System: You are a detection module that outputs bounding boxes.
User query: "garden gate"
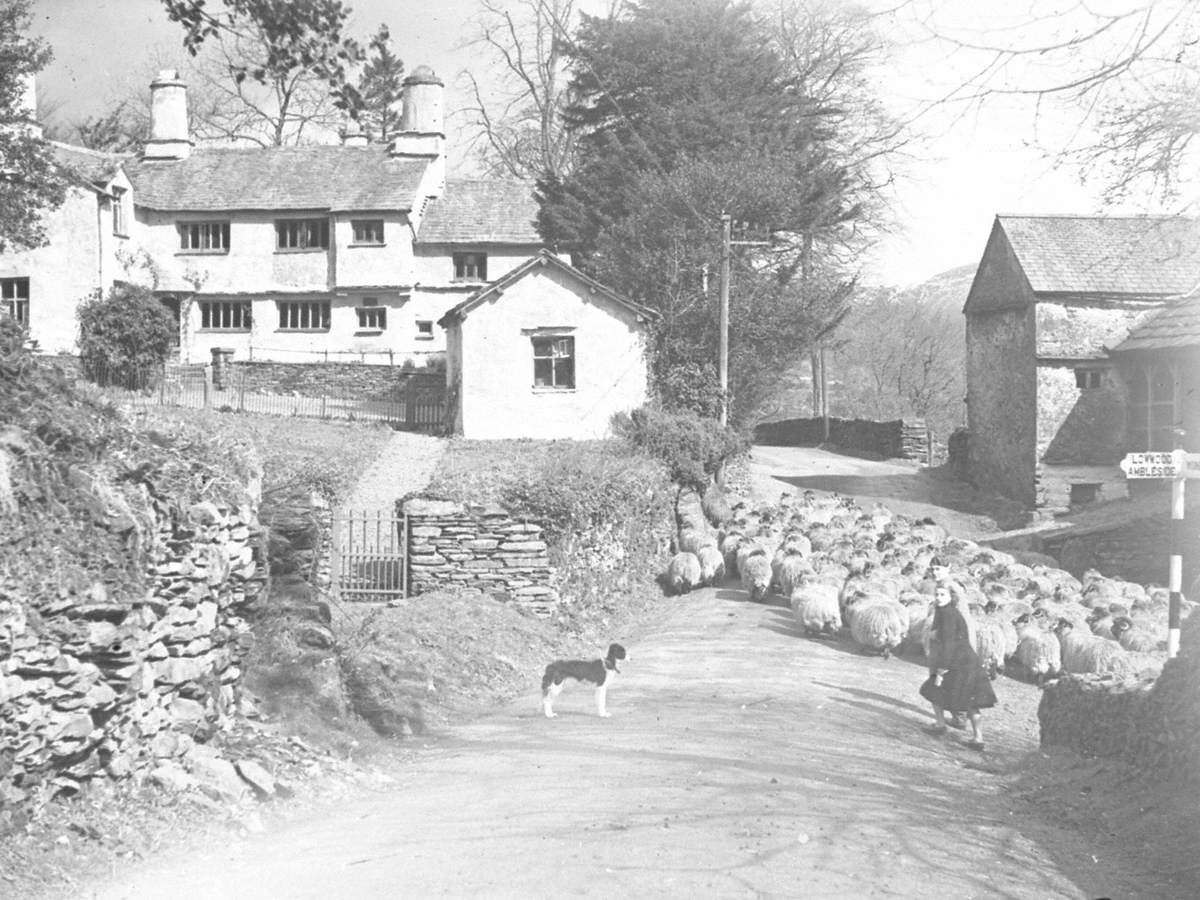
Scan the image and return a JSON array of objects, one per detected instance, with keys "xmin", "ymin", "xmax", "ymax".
[{"xmin": 330, "ymin": 508, "xmax": 407, "ymax": 602}]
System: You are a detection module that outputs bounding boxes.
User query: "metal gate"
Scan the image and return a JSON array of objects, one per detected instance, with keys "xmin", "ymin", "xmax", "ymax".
[{"xmin": 331, "ymin": 509, "xmax": 407, "ymax": 602}]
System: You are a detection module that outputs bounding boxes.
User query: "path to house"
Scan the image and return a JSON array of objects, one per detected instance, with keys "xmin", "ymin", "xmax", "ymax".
[{"xmin": 340, "ymin": 429, "xmax": 446, "ymax": 549}]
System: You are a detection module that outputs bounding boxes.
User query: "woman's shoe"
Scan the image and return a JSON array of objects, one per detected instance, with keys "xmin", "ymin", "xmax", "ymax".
[
  {"xmin": 923, "ymin": 724, "xmax": 947, "ymax": 736},
  {"xmin": 964, "ymin": 739, "xmax": 985, "ymax": 751}
]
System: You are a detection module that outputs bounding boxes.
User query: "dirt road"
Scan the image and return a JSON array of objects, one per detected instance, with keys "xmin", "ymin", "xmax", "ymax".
[{"xmin": 92, "ymin": 588, "xmax": 1168, "ymax": 900}]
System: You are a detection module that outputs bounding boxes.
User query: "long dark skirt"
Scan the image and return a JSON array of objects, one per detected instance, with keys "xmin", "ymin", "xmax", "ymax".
[{"xmin": 939, "ymin": 662, "xmax": 997, "ymax": 713}]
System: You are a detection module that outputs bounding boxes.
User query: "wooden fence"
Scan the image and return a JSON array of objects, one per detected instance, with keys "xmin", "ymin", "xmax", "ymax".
[{"xmin": 330, "ymin": 509, "xmax": 407, "ymax": 603}]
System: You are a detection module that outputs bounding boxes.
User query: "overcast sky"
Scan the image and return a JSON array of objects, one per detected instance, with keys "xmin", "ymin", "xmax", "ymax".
[{"xmin": 26, "ymin": 0, "xmax": 1173, "ymax": 288}]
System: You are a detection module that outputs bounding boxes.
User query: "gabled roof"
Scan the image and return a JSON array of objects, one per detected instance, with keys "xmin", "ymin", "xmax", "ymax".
[
  {"xmin": 438, "ymin": 251, "xmax": 659, "ymax": 327},
  {"xmin": 125, "ymin": 145, "xmax": 427, "ymax": 212},
  {"xmin": 50, "ymin": 142, "xmax": 127, "ymax": 194},
  {"xmin": 418, "ymin": 179, "xmax": 541, "ymax": 244},
  {"xmin": 1114, "ymin": 293, "xmax": 1200, "ymax": 352},
  {"xmin": 998, "ymin": 215, "xmax": 1200, "ymax": 297}
]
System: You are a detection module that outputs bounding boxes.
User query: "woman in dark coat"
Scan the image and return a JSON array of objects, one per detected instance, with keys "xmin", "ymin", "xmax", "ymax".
[{"xmin": 921, "ymin": 585, "xmax": 996, "ymax": 749}]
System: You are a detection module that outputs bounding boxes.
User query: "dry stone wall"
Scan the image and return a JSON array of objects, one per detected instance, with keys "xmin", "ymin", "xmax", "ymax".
[
  {"xmin": 401, "ymin": 498, "xmax": 559, "ymax": 616},
  {"xmin": 0, "ymin": 497, "xmax": 266, "ymax": 808}
]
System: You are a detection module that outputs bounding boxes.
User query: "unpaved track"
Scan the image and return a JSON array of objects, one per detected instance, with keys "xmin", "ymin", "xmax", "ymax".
[{"xmin": 93, "ymin": 591, "xmax": 1149, "ymax": 900}]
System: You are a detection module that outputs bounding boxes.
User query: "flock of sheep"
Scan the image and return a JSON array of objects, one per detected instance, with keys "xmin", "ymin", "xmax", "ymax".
[{"xmin": 664, "ymin": 488, "xmax": 1192, "ymax": 684}]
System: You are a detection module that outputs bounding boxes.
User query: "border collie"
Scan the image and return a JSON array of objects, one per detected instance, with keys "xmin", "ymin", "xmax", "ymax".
[{"xmin": 541, "ymin": 643, "xmax": 627, "ymax": 718}]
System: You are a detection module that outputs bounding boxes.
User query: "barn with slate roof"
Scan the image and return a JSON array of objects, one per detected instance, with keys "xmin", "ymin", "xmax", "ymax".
[{"xmin": 964, "ymin": 214, "xmax": 1200, "ymax": 511}]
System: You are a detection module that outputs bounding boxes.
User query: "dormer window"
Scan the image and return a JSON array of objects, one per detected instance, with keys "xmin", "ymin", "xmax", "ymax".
[
  {"xmin": 111, "ymin": 187, "xmax": 128, "ymax": 236},
  {"xmin": 453, "ymin": 251, "xmax": 487, "ymax": 282}
]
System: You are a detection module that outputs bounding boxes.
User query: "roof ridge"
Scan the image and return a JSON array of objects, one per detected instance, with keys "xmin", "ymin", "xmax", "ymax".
[
  {"xmin": 48, "ymin": 139, "xmax": 129, "ymax": 161},
  {"xmin": 998, "ymin": 212, "xmax": 1199, "ymax": 222}
]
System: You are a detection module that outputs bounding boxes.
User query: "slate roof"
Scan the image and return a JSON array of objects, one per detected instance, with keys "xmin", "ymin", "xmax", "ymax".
[
  {"xmin": 418, "ymin": 179, "xmax": 541, "ymax": 244},
  {"xmin": 50, "ymin": 142, "xmax": 126, "ymax": 192},
  {"xmin": 999, "ymin": 215, "xmax": 1200, "ymax": 297},
  {"xmin": 438, "ymin": 250, "xmax": 658, "ymax": 327},
  {"xmin": 125, "ymin": 145, "xmax": 428, "ymax": 212},
  {"xmin": 1114, "ymin": 293, "xmax": 1200, "ymax": 352}
]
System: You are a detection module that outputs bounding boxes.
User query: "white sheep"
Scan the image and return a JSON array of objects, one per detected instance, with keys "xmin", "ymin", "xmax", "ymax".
[
  {"xmin": 1054, "ymin": 618, "xmax": 1132, "ymax": 677},
  {"xmin": 740, "ymin": 553, "xmax": 773, "ymax": 602},
  {"xmin": 696, "ymin": 545, "xmax": 726, "ymax": 587},
  {"xmin": 677, "ymin": 527, "xmax": 717, "ymax": 555},
  {"xmin": 844, "ymin": 593, "xmax": 907, "ymax": 658},
  {"xmin": 1012, "ymin": 613, "xmax": 1062, "ymax": 685},
  {"xmin": 665, "ymin": 552, "xmax": 702, "ymax": 595},
  {"xmin": 790, "ymin": 581, "xmax": 842, "ymax": 637},
  {"xmin": 1109, "ymin": 616, "xmax": 1163, "ymax": 653},
  {"xmin": 972, "ymin": 618, "xmax": 1009, "ymax": 679}
]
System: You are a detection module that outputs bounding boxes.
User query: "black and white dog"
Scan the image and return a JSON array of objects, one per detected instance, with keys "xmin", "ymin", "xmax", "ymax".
[{"xmin": 541, "ymin": 643, "xmax": 627, "ymax": 718}]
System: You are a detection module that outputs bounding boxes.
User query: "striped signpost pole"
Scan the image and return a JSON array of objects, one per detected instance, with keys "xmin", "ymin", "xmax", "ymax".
[{"xmin": 1120, "ymin": 438, "xmax": 1190, "ymax": 659}]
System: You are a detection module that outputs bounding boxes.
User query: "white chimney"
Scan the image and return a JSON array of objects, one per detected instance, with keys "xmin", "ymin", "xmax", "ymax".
[
  {"xmin": 14, "ymin": 73, "xmax": 42, "ymax": 139},
  {"xmin": 142, "ymin": 70, "xmax": 192, "ymax": 160},
  {"xmin": 340, "ymin": 119, "xmax": 368, "ymax": 147},
  {"xmin": 389, "ymin": 65, "xmax": 445, "ymax": 195}
]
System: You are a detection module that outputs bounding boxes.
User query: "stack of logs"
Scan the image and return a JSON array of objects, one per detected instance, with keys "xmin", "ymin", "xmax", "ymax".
[
  {"xmin": 0, "ymin": 498, "xmax": 266, "ymax": 808},
  {"xmin": 1038, "ymin": 619, "xmax": 1200, "ymax": 780}
]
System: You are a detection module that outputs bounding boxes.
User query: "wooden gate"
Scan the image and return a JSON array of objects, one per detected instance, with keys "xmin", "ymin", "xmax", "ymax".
[{"xmin": 331, "ymin": 509, "xmax": 407, "ymax": 602}]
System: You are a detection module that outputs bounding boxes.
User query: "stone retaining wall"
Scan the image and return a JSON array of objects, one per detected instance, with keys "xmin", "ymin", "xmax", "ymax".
[
  {"xmin": 228, "ymin": 361, "xmax": 443, "ymax": 401},
  {"xmin": 400, "ymin": 498, "xmax": 559, "ymax": 616},
  {"xmin": 754, "ymin": 416, "xmax": 931, "ymax": 461},
  {"xmin": 0, "ymin": 497, "xmax": 266, "ymax": 806}
]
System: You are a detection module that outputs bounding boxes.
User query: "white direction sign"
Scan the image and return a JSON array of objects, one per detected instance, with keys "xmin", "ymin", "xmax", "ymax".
[{"xmin": 1120, "ymin": 450, "xmax": 1185, "ymax": 479}]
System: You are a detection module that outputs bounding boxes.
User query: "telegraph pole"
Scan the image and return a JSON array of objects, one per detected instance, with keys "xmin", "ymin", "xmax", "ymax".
[
  {"xmin": 1168, "ymin": 426, "xmax": 1187, "ymax": 658},
  {"xmin": 719, "ymin": 214, "xmax": 731, "ymax": 427}
]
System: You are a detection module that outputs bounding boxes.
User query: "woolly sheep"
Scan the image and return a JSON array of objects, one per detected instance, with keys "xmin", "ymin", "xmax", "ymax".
[
  {"xmin": 696, "ymin": 545, "xmax": 726, "ymax": 587},
  {"xmin": 740, "ymin": 553, "xmax": 773, "ymax": 602},
  {"xmin": 665, "ymin": 552, "xmax": 702, "ymax": 595},
  {"xmin": 677, "ymin": 527, "xmax": 717, "ymax": 555},
  {"xmin": 773, "ymin": 552, "xmax": 811, "ymax": 597},
  {"xmin": 972, "ymin": 619, "xmax": 1009, "ymax": 679},
  {"xmin": 1110, "ymin": 616, "xmax": 1163, "ymax": 653},
  {"xmin": 1012, "ymin": 615, "xmax": 1062, "ymax": 686},
  {"xmin": 790, "ymin": 581, "xmax": 842, "ymax": 637},
  {"xmin": 844, "ymin": 593, "xmax": 907, "ymax": 658},
  {"xmin": 1054, "ymin": 618, "xmax": 1132, "ymax": 677}
]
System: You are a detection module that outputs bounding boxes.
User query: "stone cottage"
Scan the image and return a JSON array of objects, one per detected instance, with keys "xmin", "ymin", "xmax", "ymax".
[
  {"xmin": 964, "ymin": 214, "xmax": 1200, "ymax": 511},
  {"xmin": 438, "ymin": 251, "xmax": 658, "ymax": 439},
  {"xmin": 1, "ymin": 68, "xmax": 544, "ymax": 366}
]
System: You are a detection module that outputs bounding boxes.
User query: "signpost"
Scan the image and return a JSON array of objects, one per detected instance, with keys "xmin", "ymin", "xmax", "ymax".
[{"xmin": 1119, "ymin": 442, "xmax": 1194, "ymax": 658}]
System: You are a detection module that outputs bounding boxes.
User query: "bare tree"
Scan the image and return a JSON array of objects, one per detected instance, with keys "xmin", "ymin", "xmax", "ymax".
[
  {"xmin": 459, "ymin": 0, "xmax": 584, "ymax": 180},
  {"xmin": 895, "ymin": 0, "xmax": 1200, "ymax": 204}
]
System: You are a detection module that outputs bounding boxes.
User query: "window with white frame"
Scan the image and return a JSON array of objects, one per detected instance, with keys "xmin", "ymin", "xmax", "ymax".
[
  {"xmin": 1, "ymin": 277, "xmax": 29, "ymax": 325},
  {"xmin": 111, "ymin": 186, "xmax": 128, "ymax": 236},
  {"xmin": 277, "ymin": 300, "xmax": 330, "ymax": 331},
  {"xmin": 351, "ymin": 219, "xmax": 384, "ymax": 245},
  {"xmin": 275, "ymin": 218, "xmax": 329, "ymax": 251},
  {"xmin": 355, "ymin": 297, "xmax": 386, "ymax": 331},
  {"xmin": 415, "ymin": 319, "xmax": 434, "ymax": 339},
  {"xmin": 198, "ymin": 300, "xmax": 251, "ymax": 331},
  {"xmin": 1075, "ymin": 367, "xmax": 1104, "ymax": 390},
  {"xmin": 179, "ymin": 221, "xmax": 231, "ymax": 253},
  {"xmin": 1127, "ymin": 362, "xmax": 1179, "ymax": 451},
  {"xmin": 532, "ymin": 335, "xmax": 575, "ymax": 389},
  {"xmin": 453, "ymin": 251, "xmax": 487, "ymax": 281}
]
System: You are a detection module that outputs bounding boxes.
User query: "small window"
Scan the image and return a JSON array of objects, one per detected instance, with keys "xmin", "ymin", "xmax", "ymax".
[
  {"xmin": 275, "ymin": 218, "xmax": 329, "ymax": 251},
  {"xmin": 179, "ymin": 221, "xmax": 230, "ymax": 253},
  {"xmin": 356, "ymin": 297, "xmax": 386, "ymax": 331},
  {"xmin": 111, "ymin": 186, "xmax": 127, "ymax": 236},
  {"xmin": 199, "ymin": 300, "xmax": 251, "ymax": 331},
  {"xmin": 1, "ymin": 277, "xmax": 29, "ymax": 325},
  {"xmin": 532, "ymin": 336, "xmax": 574, "ymax": 389},
  {"xmin": 1069, "ymin": 483, "xmax": 1101, "ymax": 508},
  {"xmin": 277, "ymin": 300, "xmax": 330, "ymax": 331},
  {"xmin": 351, "ymin": 219, "xmax": 384, "ymax": 245},
  {"xmin": 415, "ymin": 319, "xmax": 434, "ymax": 340},
  {"xmin": 453, "ymin": 251, "xmax": 487, "ymax": 282},
  {"xmin": 1075, "ymin": 368, "xmax": 1103, "ymax": 390}
]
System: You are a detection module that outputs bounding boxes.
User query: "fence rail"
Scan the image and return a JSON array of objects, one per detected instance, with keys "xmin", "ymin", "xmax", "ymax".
[
  {"xmin": 331, "ymin": 509, "xmax": 407, "ymax": 603},
  {"xmin": 88, "ymin": 363, "xmax": 445, "ymax": 432}
]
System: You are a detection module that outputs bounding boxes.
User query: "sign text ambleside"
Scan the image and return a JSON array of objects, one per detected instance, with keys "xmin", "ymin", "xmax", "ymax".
[{"xmin": 1120, "ymin": 450, "xmax": 1185, "ymax": 479}]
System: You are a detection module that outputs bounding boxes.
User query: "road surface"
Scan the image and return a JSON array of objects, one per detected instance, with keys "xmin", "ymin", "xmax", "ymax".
[{"xmin": 91, "ymin": 589, "xmax": 1158, "ymax": 900}]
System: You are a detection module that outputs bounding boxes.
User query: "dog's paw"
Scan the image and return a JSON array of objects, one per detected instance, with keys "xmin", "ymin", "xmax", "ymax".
[
  {"xmin": 598, "ymin": 711, "xmax": 612, "ymax": 718},
  {"xmin": 544, "ymin": 711, "xmax": 557, "ymax": 719}
]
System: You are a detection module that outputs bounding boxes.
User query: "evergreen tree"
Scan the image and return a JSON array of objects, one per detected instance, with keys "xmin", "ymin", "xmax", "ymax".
[
  {"xmin": 356, "ymin": 25, "xmax": 405, "ymax": 141},
  {"xmin": 0, "ymin": 0, "xmax": 67, "ymax": 253}
]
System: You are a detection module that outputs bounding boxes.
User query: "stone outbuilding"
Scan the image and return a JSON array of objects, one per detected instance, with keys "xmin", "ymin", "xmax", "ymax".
[
  {"xmin": 437, "ymin": 251, "xmax": 658, "ymax": 439},
  {"xmin": 964, "ymin": 214, "xmax": 1200, "ymax": 511}
]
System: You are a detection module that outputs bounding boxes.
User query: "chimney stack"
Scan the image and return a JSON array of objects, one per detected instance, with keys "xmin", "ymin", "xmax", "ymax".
[
  {"xmin": 389, "ymin": 65, "xmax": 445, "ymax": 195},
  {"xmin": 14, "ymin": 73, "xmax": 42, "ymax": 139},
  {"xmin": 143, "ymin": 70, "xmax": 192, "ymax": 160},
  {"xmin": 340, "ymin": 119, "xmax": 368, "ymax": 147}
]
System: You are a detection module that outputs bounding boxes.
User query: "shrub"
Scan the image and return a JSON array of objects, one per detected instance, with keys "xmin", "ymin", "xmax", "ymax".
[
  {"xmin": 78, "ymin": 284, "xmax": 176, "ymax": 389},
  {"xmin": 657, "ymin": 360, "xmax": 724, "ymax": 419},
  {"xmin": 614, "ymin": 405, "xmax": 747, "ymax": 495}
]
